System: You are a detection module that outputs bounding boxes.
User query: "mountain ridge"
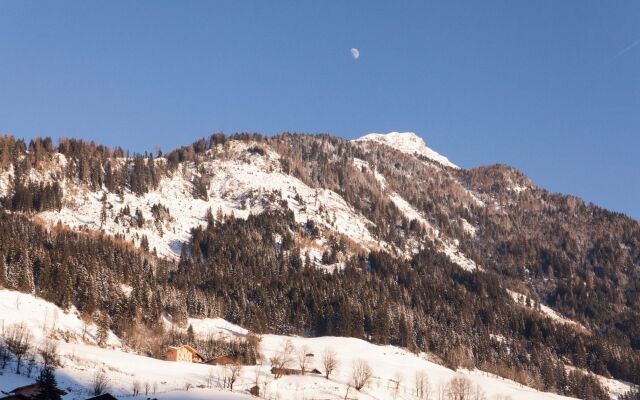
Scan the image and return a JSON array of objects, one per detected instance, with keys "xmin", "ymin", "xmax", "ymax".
[
  {"xmin": 354, "ymin": 131, "xmax": 460, "ymax": 169},
  {"xmin": 0, "ymin": 132, "xmax": 638, "ymax": 399}
]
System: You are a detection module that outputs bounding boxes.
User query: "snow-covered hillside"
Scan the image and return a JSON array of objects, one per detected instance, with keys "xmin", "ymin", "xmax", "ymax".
[
  {"xmin": 0, "ymin": 288, "xmax": 603, "ymax": 400},
  {"xmin": 352, "ymin": 156, "xmax": 480, "ymax": 271},
  {"xmin": 354, "ymin": 132, "xmax": 459, "ymax": 169},
  {"xmin": 508, "ymin": 290, "xmax": 588, "ymax": 331},
  {"xmin": 22, "ymin": 138, "xmax": 483, "ymax": 273},
  {"xmin": 32, "ymin": 141, "xmax": 382, "ymax": 260}
]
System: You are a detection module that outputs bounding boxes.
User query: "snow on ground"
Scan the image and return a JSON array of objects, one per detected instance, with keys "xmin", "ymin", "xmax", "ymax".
[
  {"xmin": 508, "ymin": 290, "xmax": 587, "ymax": 330},
  {"xmin": 166, "ymin": 316, "xmax": 249, "ymax": 339},
  {"xmin": 37, "ymin": 141, "xmax": 381, "ymax": 259},
  {"xmin": 442, "ymin": 240, "xmax": 481, "ymax": 272},
  {"xmin": 0, "ymin": 164, "xmax": 14, "ymax": 198},
  {"xmin": 256, "ymin": 334, "xmax": 576, "ymax": 400},
  {"xmin": 0, "ymin": 289, "xmax": 120, "ymax": 347},
  {"xmin": 595, "ymin": 374, "xmax": 634, "ymax": 400},
  {"xmin": 0, "ymin": 288, "xmax": 589, "ymax": 400},
  {"xmin": 565, "ymin": 366, "xmax": 633, "ymax": 400},
  {"xmin": 460, "ymin": 218, "xmax": 477, "ymax": 236},
  {"xmin": 354, "ymin": 132, "xmax": 459, "ymax": 169}
]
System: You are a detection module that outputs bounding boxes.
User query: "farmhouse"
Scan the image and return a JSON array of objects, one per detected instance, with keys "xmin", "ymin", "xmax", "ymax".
[{"xmin": 165, "ymin": 344, "xmax": 205, "ymax": 363}]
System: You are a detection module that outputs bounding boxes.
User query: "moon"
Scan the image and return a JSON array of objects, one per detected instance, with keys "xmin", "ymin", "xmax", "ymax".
[{"xmin": 350, "ymin": 48, "xmax": 360, "ymax": 60}]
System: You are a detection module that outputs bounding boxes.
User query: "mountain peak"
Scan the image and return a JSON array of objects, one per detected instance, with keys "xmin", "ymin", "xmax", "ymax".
[{"xmin": 354, "ymin": 131, "xmax": 459, "ymax": 169}]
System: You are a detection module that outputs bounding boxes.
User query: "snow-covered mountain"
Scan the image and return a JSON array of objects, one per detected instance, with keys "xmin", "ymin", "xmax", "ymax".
[
  {"xmin": 6, "ymin": 135, "xmax": 475, "ymax": 270},
  {"xmin": 0, "ymin": 132, "xmax": 638, "ymax": 400}
]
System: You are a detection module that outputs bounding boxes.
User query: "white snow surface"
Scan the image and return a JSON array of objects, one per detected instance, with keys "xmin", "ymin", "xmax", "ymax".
[
  {"xmin": 36, "ymin": 141, "xmax": 381, "ymax": 259},
  {"xmin": 508, "ymin": 290, "xmax": 587, "ymax": 330},
  {"xmin": 0, "ymin": 288, "xmax": 594, "ymax": 400},
  {"xmin": 0, "ymin": 289, "xmax": 120, "ymax": 347},
  {"xmin": 354, "ymin": 132, "xmax": 459, "ymax": 169}
]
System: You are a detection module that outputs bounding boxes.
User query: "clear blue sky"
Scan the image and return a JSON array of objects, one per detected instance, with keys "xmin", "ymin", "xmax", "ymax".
[{"xmin": 1, "ymin": 1, "xmax": 639, "ymax": 219}]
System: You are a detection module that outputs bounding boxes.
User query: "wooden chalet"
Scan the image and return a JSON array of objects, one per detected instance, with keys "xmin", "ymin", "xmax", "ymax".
[{"xmin": 166, "ymin": 344, "xmax": 205, "ymax": 363}]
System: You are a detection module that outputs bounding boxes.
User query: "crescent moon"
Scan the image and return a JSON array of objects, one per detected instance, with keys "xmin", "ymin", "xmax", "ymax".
[{"xmin": 350, "ymin": 48, "xmax": 360, "ymax": 60}]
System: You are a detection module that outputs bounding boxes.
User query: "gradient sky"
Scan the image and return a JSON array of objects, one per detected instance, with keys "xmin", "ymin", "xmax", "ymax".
[{"xmin": 1, "ymin": 1, "xmax": 639, "ymax": 219}]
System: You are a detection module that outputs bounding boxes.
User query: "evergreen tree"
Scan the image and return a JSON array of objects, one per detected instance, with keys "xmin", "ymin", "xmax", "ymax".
[
  {"xmin": 96, "ymin": 313, "xmax": 110, "ymax": 347},
  {"xmin": 34, "ymin": 366, "xmax": 61, "ymax": 400},
  {"xmin": 0, "ymin": 255, "xmax": 6, "ymax": 288}
]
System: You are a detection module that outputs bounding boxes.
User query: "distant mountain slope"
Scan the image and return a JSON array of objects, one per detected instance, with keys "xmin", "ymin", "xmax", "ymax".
[{"xmin": 0, "ymin": 132, "xmax": 638, "ymax": 399}]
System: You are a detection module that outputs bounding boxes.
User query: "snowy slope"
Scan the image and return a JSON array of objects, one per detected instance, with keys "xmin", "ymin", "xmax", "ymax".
[
  {"xmin": 0, "ymin": 288, "xmax": 598, "ymax": 400},
  {"xmin": 353, "ymin": 157, "xmax": 481, "ymax": 271},
  {"xmin": 0, "ymin": 290, "xmax": 120, "ymax": 347},
  {"xmin": 508, "ymin": 290, "xmax": 588, "ymax": 331},
  {"xmin": 354, "ymin": 132, "xmax": 459, "ymax": 169},
  {"xmin": 15, "ymin": 137, "xmax": 458, "ymax": 264},
  {"xmin": 36, "ymin": 141, "xmax": 382, "ymax": 259}
]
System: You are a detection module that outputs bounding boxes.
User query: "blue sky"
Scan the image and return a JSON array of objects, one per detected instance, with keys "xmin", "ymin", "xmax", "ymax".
[{"xmin": 1, "ymin": 1, "xmax": 639, "ymax": 219}]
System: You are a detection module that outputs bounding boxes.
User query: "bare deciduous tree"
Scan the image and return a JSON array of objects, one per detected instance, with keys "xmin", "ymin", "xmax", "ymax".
[
  {"xmin": 269, "ymin": 340, "xmax": 295, "ymax": 379},
  {"xmin": 471, "ymin": 384, "xmax": 486, "ymax": 400},
  {"xmin": 447, "ymin": 375, "xmax": 473, "ymax": 400},
  {"xmin": 246, "ymin": 332, "xmax": 263, "ymax": 363},
  {"xmin": 392, "ymin": 370, "xmax": 403, "ymax": 399},
  {"xmin": 297, "ymin": 344, "xmax": 312, "ymax": 374},
  {"xmin": 343, "ymin": 383, "xmax": 351, "ymax": 400},
  {"xmin": 322, "ymin": 347, "xmax": 338, "ymax": 380},
  {"xmin": 415, "ymin": 370, "xmax": 431, "ymax": 399},
  {"xmin": 5, "ymin": 323, "xmax": 32, "ymax": 374},
  {"xmin": 351, "ymin": 359, "xmax": 373, "ymax": 391},
  {"xmin": 0, "ymin": 343, "xmax": 10, "ymax": 370},
  {"xmin": 207, "ymin": 367, "xmax": 216, "ymax": 388},
  {"xmin": 25, "ymin": 354, "xmax": 36, "ymax": 378},
  {"xmin": 437, "ymin": 381, "xmax": 448, "ymax": 400},
  {"xmin": 252, "ymin": 365, "xmax": 261, "ymax": 389},
  {"xmin": 92, "ymin": 370, "xmax": 109, "ymax": 396},
  {"xmin": 226, "ymin": 363, "xmax": 242, "ymax": 391},
  {"xmin": 132, "ymin": 380, "xmax": 141, "ymax": 396},
  {"xmin": 39, "ymin": 339, "xmax": 60, "ymax": 368}
]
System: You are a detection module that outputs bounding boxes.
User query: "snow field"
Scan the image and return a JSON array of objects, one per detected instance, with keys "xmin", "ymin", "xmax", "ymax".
[{"xmin": 0, "ymin": 288, "xmax": 586, "ymax": 400}]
